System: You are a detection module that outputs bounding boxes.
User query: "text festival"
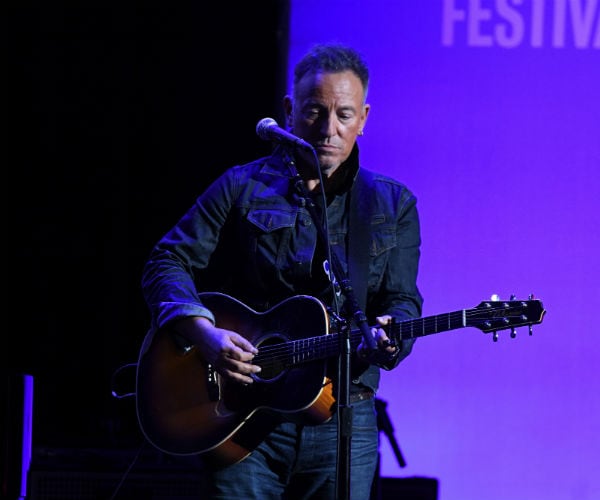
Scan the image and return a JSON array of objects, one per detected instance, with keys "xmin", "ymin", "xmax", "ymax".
[{"xmin": 442, "ymin": 0, "xmax": 600, "ymax": 48}]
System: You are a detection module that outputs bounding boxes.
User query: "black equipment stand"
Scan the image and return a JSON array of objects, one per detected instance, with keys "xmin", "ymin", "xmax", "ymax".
[{"xmin": 375, "ymin": 397, "xmax": 407, "ymax": 468}]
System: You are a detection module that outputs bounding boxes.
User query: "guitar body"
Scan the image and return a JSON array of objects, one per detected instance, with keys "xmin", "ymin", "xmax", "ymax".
[{"xmin": 136, "ymin": 292, "xmax": 335, "ymax": 463}]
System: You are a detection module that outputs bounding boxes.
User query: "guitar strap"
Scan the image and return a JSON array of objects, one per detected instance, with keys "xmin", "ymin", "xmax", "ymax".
[
  {"xmin": 319, "ymin": 168, "xmax": 373, "ymax": 314},
  {"xmin": 346, "ymin": 168, "xmax": 374, "ymax": 313}
]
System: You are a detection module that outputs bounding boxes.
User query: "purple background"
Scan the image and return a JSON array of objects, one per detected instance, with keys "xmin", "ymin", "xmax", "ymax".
[
  {"xmin": 7, "ymin": 3, "xmax": 597, "ymax": 497},
  {"xmin": 289, "ymin": 2, "xmax": 599, "ymax": 499}
]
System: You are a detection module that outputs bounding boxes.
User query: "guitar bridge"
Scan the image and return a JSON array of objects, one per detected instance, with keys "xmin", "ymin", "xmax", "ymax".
[{"xmin": 207, "ymin": 363, "xmax": 220, "ymax": 401}]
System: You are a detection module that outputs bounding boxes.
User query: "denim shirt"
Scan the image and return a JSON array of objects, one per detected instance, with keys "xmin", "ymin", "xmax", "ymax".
[{"xmin": 141, "ymin": 145, "xmax": 423, "ymax": 393}]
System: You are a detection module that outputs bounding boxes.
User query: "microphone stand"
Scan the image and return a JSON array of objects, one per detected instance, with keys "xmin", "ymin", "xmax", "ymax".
[{"xmin": 288, "ymin": 150, "xmax": 377, "ymax": 500}]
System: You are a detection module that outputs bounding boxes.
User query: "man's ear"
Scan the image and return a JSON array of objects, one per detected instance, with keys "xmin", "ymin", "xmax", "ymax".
[{"xmin": 361, "ymin": 103, "xmax": 371, "ymax": 130}]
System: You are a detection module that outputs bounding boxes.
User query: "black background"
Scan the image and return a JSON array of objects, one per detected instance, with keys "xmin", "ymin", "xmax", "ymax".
[{"xmin": 7, "ymin": 1, "xmax": 290, "ymax": 451}]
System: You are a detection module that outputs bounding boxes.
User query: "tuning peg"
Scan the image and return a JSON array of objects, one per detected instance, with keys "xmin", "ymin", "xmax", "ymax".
[
  {"xmin": 511, "ymin": 327, "xmax": 517, "ymax": 338},
  {"xmin": 528, "ymin": 293, "xmax": 535, "ymax": 335},
  {"xmin": 489, "ymin": 296, "xmax": 500, "ymax": 341}
]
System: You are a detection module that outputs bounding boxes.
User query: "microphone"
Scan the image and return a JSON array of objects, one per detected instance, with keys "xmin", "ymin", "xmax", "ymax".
[{"xmin": 256, "ymin": 117, "xmax": 313, "ymax": 150}]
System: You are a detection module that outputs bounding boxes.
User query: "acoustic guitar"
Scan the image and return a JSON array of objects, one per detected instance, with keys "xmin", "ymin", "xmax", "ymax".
[{"xmin": 135, "ymin": 292, "xmax": 545, "ymax": 466}]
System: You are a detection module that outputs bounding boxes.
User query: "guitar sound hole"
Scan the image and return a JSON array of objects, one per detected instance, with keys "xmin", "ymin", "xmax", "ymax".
[{"xmin": 253, "ymin": 334, "xmax": 287, "ymax": 383}]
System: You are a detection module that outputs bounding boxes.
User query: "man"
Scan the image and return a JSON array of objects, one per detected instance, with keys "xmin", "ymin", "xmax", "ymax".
[{"xmin": 139, "ymin": 42, "xmax": 423, "ymax": 499}]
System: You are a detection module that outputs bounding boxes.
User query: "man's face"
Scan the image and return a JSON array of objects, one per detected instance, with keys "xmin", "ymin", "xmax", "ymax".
[{"xmin": 288, "ymin": 70, "xmax": 370, "ymax": 177}]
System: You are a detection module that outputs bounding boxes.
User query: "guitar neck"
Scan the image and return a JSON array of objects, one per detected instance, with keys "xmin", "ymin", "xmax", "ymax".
[
  {"xmin": 346, "ymin": 310, "xmax": 466, "ymax": 349},
  {"xmin": 253, "ymin": 298, "xmax": 544, "ymax": 367},
  {"xmin": 387, "ymin": 309, "xmax": 467, "ymax": 341},
  {"xmin": 282, "ymin": 310, "xmax": 465, "ymax": 365}
]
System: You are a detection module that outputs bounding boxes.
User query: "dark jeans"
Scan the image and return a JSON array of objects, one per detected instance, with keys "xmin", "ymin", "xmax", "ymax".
[{"xmin": 207, "ymin": 399, "xmax": 379, "ymax": 499}]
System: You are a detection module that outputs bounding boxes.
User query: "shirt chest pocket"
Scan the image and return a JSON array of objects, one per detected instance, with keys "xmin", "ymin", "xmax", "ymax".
[
  {"xmin": 246, "ymin": 209, "xmax": 296, "ymax": 233},
  {"xmin": 244, "ymin": 208, "xmax": 299, "ymax": 272}
]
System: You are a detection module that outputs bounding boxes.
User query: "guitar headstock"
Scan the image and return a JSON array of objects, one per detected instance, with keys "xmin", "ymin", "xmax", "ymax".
[{"xmin": 468, "ymin": 294, "xmax": 546, "ymax": 341}]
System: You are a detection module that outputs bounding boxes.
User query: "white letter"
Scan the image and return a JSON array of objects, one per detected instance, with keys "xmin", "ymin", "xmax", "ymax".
[
  {"xmin": 496, "ymin": 0, "xmax": 525, "ymax": 48},
  {"xmin": 553, "ymin": 0, "xmax": 567, "ymax": 47},
  {"xmin": 469, "ymin": 0, "xmax": 494, "ymax": 47},
  {"xmin": 531, "ymin": 0, "xmax": 546, "ymax": 47},
  {"xmin": 442, "ymin": 0, "xmax": 467, "ymax": 46},
  {"xmin": 568, "ymin": 0, "xmax": 598, "ymax": 48}
]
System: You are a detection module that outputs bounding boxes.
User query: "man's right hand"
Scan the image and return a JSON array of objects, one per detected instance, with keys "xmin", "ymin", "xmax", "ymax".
[{"xmin": 174, "ymin": 316, "xmax": 261, "ymax": 384}]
